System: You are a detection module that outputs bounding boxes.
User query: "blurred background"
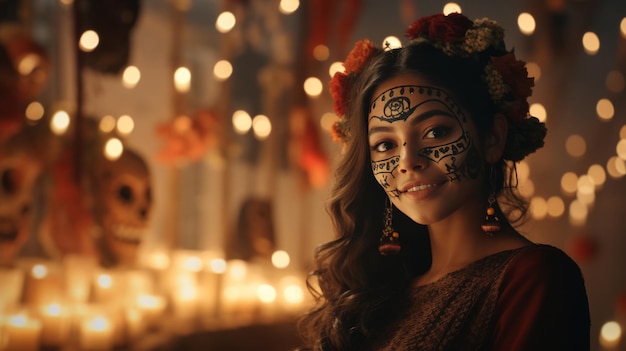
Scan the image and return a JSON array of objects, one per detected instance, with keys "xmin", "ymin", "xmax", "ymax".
[{"xmin": 0, "ymin": 0, "xmax": 625, "ymax": 350}]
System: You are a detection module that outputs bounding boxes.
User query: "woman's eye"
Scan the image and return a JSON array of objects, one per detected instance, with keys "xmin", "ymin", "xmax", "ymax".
[
  {"xmin": 372, "ymin": 141, "xmax": 394, "ymax": 152},
  {"xmin": 425, "ymin": 126, "xmax": 450, "ymax": 139}
]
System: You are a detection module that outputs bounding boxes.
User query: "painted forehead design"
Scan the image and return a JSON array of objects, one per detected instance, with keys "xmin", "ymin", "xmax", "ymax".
[{"xmin": 368, "ymin": 85, "xmax": 467, "ymax": 124}]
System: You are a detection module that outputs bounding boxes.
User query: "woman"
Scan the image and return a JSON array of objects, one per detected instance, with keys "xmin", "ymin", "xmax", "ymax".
[{"xmin": 298, "ymin": 13, "xmax": 590, "ymax": 350}]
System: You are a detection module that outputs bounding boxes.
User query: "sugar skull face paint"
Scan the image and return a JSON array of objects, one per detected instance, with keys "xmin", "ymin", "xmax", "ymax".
[{"xmin": 368, "ymin": 83, "xmax": 482, "ymax": 200}]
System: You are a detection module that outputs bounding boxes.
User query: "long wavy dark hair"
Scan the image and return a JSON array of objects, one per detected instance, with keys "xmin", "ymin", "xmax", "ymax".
[{"xmin": 297, "ymin": 41, "xmax": 546, "ymax": 350}]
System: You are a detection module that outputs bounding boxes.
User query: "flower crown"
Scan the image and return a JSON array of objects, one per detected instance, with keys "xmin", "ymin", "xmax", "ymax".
[{"xmin": 330, "ymin": 13, "xmax": 535, "ymax": 146}]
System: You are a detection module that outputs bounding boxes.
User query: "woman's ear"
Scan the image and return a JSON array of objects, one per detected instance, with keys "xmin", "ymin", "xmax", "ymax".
[{"xmin": 485, "ymin": 113, "xmax": 508, "ymax": 163}]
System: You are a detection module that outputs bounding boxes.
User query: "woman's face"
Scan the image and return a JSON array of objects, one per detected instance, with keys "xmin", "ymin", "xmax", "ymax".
[{"xmin": 367, "ymin": 74, "xmax": 485, "ymax": 225}]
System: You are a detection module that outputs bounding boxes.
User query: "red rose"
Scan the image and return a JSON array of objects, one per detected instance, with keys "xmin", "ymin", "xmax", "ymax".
[
  {"xmin": 406, "ymin": 13, "xmax": 473, "ymax": 42},
  {"xmin": 491, "ymin": 53, "xmax": 534, "ymax": 99},
  {"xmin": 506, "ymin": 100, "xmax": 529, "ymax": 124}
]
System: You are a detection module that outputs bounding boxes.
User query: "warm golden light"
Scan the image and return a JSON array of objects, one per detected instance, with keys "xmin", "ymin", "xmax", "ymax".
[
  {"xmin": 546, "ymin": 196, "xmax": 565, "ymax": 218},
  {"xmin": 304, "ymin": 77, "xmax": 323, "ymax": 97},
  {"xmin": 104, "ymin": 138, "xmax": 123, "ymax": 161},
  {"xmin": 232, "ymin": 110, "xmax": 252, "ymax": 134},
  {"xmin": 50, "ymin": 110, "xmax": 70, "ymax": 135},
  {"xmin": 600, "ymin": 321, "xmax": 622, "ymax": 348},
  {"xmin": 122, "ymin": 65, "xmax": 141, "ymax": 88},
  {"xmin": 516, "ymin": 160, "xmax": 530, "ymax": 182},
  {"xmin": 17, "ymin": 54, "xmax": 41, "ymax": 76},
  {"xmin": 329, "ymin": 61, "xmax": 344, "ymax": 77},
  {"xmin": 582, "ymin": 31, "xmax": 600, "ymax": 55},
  {"xmin": 616, "ymin": 139, "xmax": 626, "ymax": 160},
  {"xmin": 569, "ymin": 200, "xmax": 588, "ymax": 226},
  {"xmin": 518, "ymin": 178, "xmax": 534, "ymax": 198},
  {"xmin": 99, "ymin": 115, "xmax": 116, "ymax": 133},
  {"xmin": 596, "ymin": 98, "xmax": 614, "ymax": 121},
  {"xmin": 320, "ymin": 112, "xmax": 338, "ymax": 131},
  {"xmin": 279, "ymin": 0, "xmax": 300, "ymax": 14},
  {"xmin": 283, "ymin": 284, "xmax": 304, "ymax": 304},
  {"xmin": 43, "ymin": 303, "xmax": 62, "ymax": 316},
  {"xmin": 216, "ymin": 11, "xmax": 236, "ymax": 33},
  {"xmin": 271, "ymin": 250, "xmax": 290, "ymax": 269},
  {"xmin": 530, "ymin": 196, "xmax": 548, "ymax": 220},
  {"xmin": 257, "ymin": 284, "xmax": 277, "ymax": 303},
  {"xmin": 587, "ymin": 164, "xmax": 606, "ymax": 187},
  {"xmin": 561, "ymin": 172, "xmax": 578, "ymax": 195},
  {"xmin": 517, "ymin": 12, "xmax": 536, "ymax": 35},
  {"xmin": 313, "ymin": 45, "xmax": 329, "ymax": 61},
  {"xmin": 79, "ymin": 30, "xmax": 99, "ymax": 52},
  {"xmin": 116, "ymin": 115, "xmax": 134, "ymax": 135},
  {"xmin": 382, "ymin": 36, "xmax": 402, "ymax": 51},
  {"xmin": 577, "ymin": 174, "xmax": 595, "ymax": 196},
  {"xmin": 621, "ymin": 17, "xmax": 626, "ymax": 39},
  {"xmin": 213, "ymin": 60, "xmax": 233, "ymax": 81},
  {"xmin": 442, "ymin": 2, "xmax": 462, "ymax": 15},
  {"xmin": 209, "ymin": 258, "xmax": 227, "ymax": 274},
  {"xmin": 32, "ymin": 264, "xmax": 48, "ymax": 279},
  {"xmin": 565, "ymin": 134, "xmax": 586, "ymax": 157},
  {"xmin": 188, "ymin": 259, "xmax": 205, "ymax": 273},
  {"xmin": 252, "ymin": 114, "xmax": 272, "ymax": 139},
  {"xmin": 174, "ymin": 66, "xmax": 191, "ymax": 93},
  {"xmin": 607, "ymin": 156, "xmax": 626, "ymax": 179},
  {"xmin": 25, "ymin": 101, "xmax": 44, "ymax": 121},
  {"xmin": 529, "ymin": 103, "xmax": 546, "ymax": 122},
  {"xmin": 97, "ymin": 273, "xmax": 112, "ymax": 289},
  {"xmin": 525, "ymin": 62, "xmax": 541, "ymax": 82}
]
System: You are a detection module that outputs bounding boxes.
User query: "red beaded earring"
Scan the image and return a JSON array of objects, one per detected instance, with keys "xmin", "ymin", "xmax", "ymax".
[{"xmin": 379, "ymin": 198, "xmax": 401, "ymax": 255}]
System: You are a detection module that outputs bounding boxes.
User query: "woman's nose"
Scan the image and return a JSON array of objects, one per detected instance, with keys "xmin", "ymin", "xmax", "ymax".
[{"xmin": 398, "ymin": 142, "xmax": 428, "ymax": 173}]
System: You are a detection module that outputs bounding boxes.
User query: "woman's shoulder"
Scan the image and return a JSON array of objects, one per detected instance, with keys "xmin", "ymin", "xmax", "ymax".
[{"xmin": 501, "ymin": 243, "xmax": 585, "ymax": 287}]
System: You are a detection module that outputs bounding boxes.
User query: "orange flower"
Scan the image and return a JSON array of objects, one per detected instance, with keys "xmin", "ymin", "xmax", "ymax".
[
  {"xmin": 330, "ymin": 72, "xmax": 349, "ymax": 116},
  {"xmin": 343, "ymin": 39, "xmax": 377, "ymax": 74}
]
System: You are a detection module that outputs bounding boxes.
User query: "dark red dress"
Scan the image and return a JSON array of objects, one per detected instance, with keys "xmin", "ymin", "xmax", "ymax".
[{"xmin": 373, "ymin": 244, "xmax": 591, "ymax": 350}]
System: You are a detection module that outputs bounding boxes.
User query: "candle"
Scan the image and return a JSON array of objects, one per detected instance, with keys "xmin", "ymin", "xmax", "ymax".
[
  {"xmin": 92, "ymin": 269, "xmax": 124, "ymax": 304},
  {"xmin": 278, "ymin": 275, "xmax": 307, "ymax": 315},
  {"xmin": 124, "ymin": 306, "xmax": 145, "ymax": 342},
  {"xmin": 198, "ymin": 257, "xmax": 226, "ymax": 326},
  {"xmin": 170, "ymin": 271, "xmax": 199, "ymax": 321},
  {"xmin": 62, "ymin": 254, "xmax": 97, "ymax": 303},
  {"xmin": 135, "ymin": 294, "xmax": 166, "ymax": 329},
  {"xmin": 0, "ymin": 267, "xmax": 24, "ymax": 310},
  {"xmin": 79, "ymin": 310, "xmax": 114, "ymax": 351},
  {"xmin": 19, "ymin": 259, "xmax": 63, "ymax": 306},
  {"xmin": 39, "ymin": 302, "xmax": 71, "ymax": 346},
  {"xmin": 220, "ymin": 260, "xmax": 261, "ymax": 325},
  {"xmin": 3, "ymin": 312, "xmax": 42, "ymax": 351}
]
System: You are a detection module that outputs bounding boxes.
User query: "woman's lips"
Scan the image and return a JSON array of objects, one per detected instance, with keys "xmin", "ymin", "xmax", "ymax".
[{"xmin": 399, "ymin": 180, "xmax": 447, "ymax": 200}]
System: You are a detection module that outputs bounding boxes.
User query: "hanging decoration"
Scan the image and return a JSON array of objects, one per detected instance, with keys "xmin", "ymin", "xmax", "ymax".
[
  {"xmin": 155, "ymin": 109, "xmax": 223, "ymax": 165},
  {"xmin": 75, "ymin": 0, "xmax": 141, "ymax": 74}
]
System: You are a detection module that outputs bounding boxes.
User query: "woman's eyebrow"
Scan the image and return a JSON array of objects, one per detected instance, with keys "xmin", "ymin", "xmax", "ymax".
[{"xmin": 368, "ymin": 109, "xmax": 455, "ymax": 135}]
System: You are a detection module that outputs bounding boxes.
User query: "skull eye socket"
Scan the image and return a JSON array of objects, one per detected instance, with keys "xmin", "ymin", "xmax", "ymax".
[
  {"xmin": 118, "ymin": 184, "xmax": 133, "ymax": 203},
  {"xmin": 1, "ymin": 169, "xmax": 17, "ymax": 195}
]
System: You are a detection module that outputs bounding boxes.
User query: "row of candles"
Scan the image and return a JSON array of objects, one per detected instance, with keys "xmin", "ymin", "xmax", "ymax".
[{"xmin": 0, "ymin": 249, "xmax": 312, "ymax": 350}]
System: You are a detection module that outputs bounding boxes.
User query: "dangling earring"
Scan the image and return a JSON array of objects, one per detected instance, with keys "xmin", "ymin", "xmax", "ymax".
[
  {"xmin": 379, "ymin": 198, "xmax": 401, "ymax": 255},
  {"xmin": 481, "ymin": 166, "xmax": 501, "ymax": 236}
]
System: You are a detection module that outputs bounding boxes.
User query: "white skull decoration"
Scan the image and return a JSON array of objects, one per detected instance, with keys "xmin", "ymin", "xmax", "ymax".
[
  {"xmin": 93, "ymin": 148, "xmax": 151, "ymax": 267},
  {"xmin": 0, "ymin": 134, "xmax": 42, "ymax": 266}
]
